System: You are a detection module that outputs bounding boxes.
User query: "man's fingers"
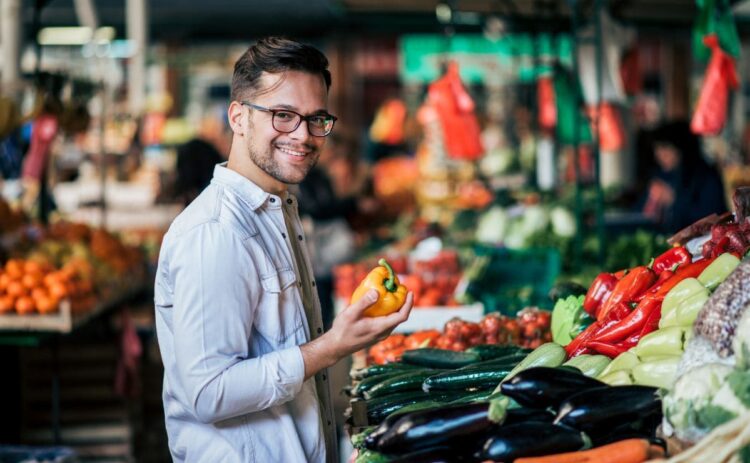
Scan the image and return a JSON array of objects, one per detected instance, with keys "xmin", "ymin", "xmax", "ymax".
[
  {"xmin": 347, "ymin": 289, "xmax": 379, "ymax": 317},
  {"xmin": 379, "ymin": 292, "xmax": 414, "ymax": 327}
]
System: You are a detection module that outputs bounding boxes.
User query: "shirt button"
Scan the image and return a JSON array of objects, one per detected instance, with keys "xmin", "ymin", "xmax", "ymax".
[
  {"xmin": 312, "ymin": 281, "xmax": 316, "ymax": 287},
  {"xmin": 298, "ymin": 281, "xmax": 302, "ymax": 287},
  {"xmin": 298, "ymin": 235, "xmax": 303, "ymax": 241},
  {"xmin": 269, "ymin": 197, "xmax": 275, "ymax": 203},
  {"xmin": 317, "ymin": 327, "xmax": 322, "ymax": 334},
  {"xmin": 281, "ymin": 233, "xmax": 286, "ymax": 239},
  {"xmin": 327, "ymin": 420, "xmax": 332, "ymax": 426},
  {"xmin": 286, "ymin": 198, "xmax": 293, "ymax": 204}
]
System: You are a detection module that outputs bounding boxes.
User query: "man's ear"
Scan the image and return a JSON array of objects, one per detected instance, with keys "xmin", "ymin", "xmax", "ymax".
[{"xmin": 228, "ymin": 101, "xmax": 246, "ymax": 136}]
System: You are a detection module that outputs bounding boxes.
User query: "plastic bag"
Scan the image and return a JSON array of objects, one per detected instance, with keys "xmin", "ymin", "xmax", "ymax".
[
  {"xmin": 553, "ymin": 66, "xmax": 592, "ymax": 145},
  {"xmin": 693, "ymin": 0, "xmax": 740, "ymax": 60},
  {"xmin": 586, "ymin": 103, "xmax": 625, "ymax": 151},
  {"xmin": 691, "ymin": 34, "xmax": 739, "ymax": 136},
  {"xmin": 427, "ymin": 62, "xmax": 484, "ymax": 160},
  {"xmin": 537, "ymin": 76, "xmax": 556, "ymax": 131}
]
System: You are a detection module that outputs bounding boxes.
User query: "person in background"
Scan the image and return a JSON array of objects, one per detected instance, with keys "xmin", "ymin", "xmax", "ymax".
[
  {"xmin": 173, "ymin": 115, "xmax": 231, "ymax": 205},
  {"xmin": 641, "ymin": 120, "xmax": 727, "ymax": 233},
  {"xmin": 153, "ymin": 37, "xmax": 413, "ymax": 463}
]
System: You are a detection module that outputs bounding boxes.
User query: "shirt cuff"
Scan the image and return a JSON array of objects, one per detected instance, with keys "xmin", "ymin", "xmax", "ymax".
[{"xmin": 277, "ymin": 345, "xmax": 305, "ymax": 393}]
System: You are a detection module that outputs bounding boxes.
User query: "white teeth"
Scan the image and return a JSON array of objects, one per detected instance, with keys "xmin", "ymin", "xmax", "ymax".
[{"xmin": 278, "ymin": 146, "xmax": 307, "ymax": 157}]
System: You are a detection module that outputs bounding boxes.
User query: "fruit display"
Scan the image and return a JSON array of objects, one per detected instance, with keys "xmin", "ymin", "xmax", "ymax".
[{"xmin": 366, "ymin": 309, "xmax": 551, "ymax": 365}]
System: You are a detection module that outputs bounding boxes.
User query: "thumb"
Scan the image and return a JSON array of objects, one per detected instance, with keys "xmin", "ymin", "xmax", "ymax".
[{"xmin": 348, "ymin": 289, "xmax": 379, "ymax": 316}]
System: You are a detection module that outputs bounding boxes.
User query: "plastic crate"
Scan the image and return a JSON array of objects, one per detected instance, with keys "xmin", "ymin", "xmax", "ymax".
[{"xmin": 463, "ymin": 246, "xmax": 561, "ymax": 315}]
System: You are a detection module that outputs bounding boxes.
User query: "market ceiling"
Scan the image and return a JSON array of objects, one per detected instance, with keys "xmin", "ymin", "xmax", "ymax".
[{"xmin": 24, "ymin": 0, "xmax": 748, "ymax": 42}]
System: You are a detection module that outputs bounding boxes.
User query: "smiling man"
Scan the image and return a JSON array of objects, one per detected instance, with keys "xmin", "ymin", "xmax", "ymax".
[{"xmin": 153, "ymin": 37, "xmax": 413, "ymax": 463}]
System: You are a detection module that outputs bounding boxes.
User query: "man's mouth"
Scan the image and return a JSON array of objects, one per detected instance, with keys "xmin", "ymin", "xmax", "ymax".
[{"xmin": 276, "ymin": 145, "xmax": 311, "ymax": 157}]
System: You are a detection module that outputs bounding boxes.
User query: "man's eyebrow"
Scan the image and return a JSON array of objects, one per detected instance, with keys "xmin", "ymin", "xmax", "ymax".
[{"xmin": 272, "ymin": 103, "xmax": 329, "ymax": 114}]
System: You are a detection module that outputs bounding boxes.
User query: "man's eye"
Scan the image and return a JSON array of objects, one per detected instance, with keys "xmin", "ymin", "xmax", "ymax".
[
  {"xmin": 275, "ymin": 111, "xmax": 295, "ymax": 121},
  {"xmin": 310, "ymin": 116, "xmax": 328, "ymax": 126}
]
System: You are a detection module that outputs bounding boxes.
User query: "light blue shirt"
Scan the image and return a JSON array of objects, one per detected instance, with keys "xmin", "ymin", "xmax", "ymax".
[{"xmin": 154, "ymin": 164, "xmax": 337, "ymax": 462}]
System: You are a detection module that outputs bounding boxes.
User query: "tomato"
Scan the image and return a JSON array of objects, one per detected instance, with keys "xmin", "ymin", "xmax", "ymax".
[
  {"xmin": 0, "ymin": 296, "xmax": 14, "ymax": 313},
  {"xmin": 450, "ymin": 341, "xmax": 467, "ymax": 351},
  {"xmin": 435, "ymin": 335, "xmax": 453, "ymax": 350},
  {"xmin": 383, "ymin": 347, "xmax": 406, "ymax": 363},
  {"xmin": 480, "ymin": 314, "xmax": 502, "ymax": 335},
  {"xmin": 460, "ymin": 322, "xmax": 481, "ymax": 339},
  {"xmin": 444, "ymin": 318, "xmax": 464, "ymax": 339},
  {"xmin": 404, "ymin": 330, "xmax": 441, "ymax": 349}
]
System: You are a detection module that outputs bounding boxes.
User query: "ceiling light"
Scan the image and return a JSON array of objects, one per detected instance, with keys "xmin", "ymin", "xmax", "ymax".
[{"xmin": 37, "ymin": 26, "xmax": 115, "ymax": 46}]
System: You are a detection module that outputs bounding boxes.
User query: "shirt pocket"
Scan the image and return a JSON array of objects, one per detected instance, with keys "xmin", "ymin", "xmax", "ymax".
[{"xmin": 255, "ymin": 268, "xmax": 304, "ymax": 345}]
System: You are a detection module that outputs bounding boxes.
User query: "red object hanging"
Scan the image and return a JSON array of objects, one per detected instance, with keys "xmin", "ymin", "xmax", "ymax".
[
  {"xmin": 427, "ymin": 62, "xmax": 484, "ymax": 160},
  {"xmin": 691, "ymin": 34, "xmax": 739, "ymax": 135},
  {"xmin": 537, "ymin": 76, "xmax": 557, "ymax": 131}
]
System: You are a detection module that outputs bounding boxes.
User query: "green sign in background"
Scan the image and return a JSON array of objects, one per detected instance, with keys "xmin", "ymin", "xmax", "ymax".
[{"xmin": 400, "ymin": 34, "xmax": 574, "ymax": 85}]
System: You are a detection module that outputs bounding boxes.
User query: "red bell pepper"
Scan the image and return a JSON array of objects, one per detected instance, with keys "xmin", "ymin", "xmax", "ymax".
[
  {"xmin": 597, "ymin": 266, "xmax": 657, "ymax": 320},
  {"xmin": 590, "ymin": 295, "xmax": 663, "ymax": 344},
  {"xmin": 565, "ymin": 301, "xmax": 631, "ymax": 357},
  {"xmin": 639, "ymin": 304, "xmax": 661, "ymax": 338},
  {"xmin": 651, "ymin": 246, "xmax": 691, "ymax": 275},
  {"xmin": 647, "ymin": 257, "xmax": 716, "ymax": 299},
  {"xmin": 583, "ymin": 272, "xmax": 618, "ymax": 316}
]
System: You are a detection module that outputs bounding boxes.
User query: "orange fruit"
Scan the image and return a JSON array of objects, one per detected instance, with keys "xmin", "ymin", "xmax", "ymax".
[
  {"xmin": 22, "ymin": 272, "xmax": 43, "ymax": 290},
  {"xmin": 48, "ymin": 282, "xmax": 68, "ymax": 300},
  {"xmin": 31, "ymin": 287, "xmax": 49, "ymax": 301},
  {"xmin": 15, "ymin": 296, "xmax": 35, "ymax": 315},
  {"xmin": 5, "ymin": 259, "xmax": 23, "ymax": 279},
  {"xmin": 0, "ymin": 296, "xmax": 14, "ymax": 313},
  {"xmin": 36, "ymin": 296, "xmax": 57, "ymax": 314},
  {"xmin": 6, "ymin": 280, "xmax": 27, "ymax": 298},
  {"xmin": 23, "ymin": 260, "xmax": 43, "ymax": 275},
  {"xmin": 43, "ymin": 272, "xmax": 64, "ymax": 288},
  {"xmin": 0, "ymin": 273, "xmax": 10, "ymax": 291}
]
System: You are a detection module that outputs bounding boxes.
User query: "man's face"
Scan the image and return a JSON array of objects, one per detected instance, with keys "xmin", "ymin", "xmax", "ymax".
[{"xmin": 244, "ymin": 71, "xmax": 328, "ymax": 185}]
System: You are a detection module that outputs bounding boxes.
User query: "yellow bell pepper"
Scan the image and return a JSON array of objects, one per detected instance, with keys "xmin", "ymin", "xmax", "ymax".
[{"xmin": 350, "ymin": 258, "xmax": 408, "ymax": 317}]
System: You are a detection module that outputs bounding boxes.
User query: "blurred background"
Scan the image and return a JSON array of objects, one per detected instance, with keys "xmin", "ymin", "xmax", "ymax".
[{"xmin": 1, "ymin": 0, "xmax": 750, "ymax": 461}]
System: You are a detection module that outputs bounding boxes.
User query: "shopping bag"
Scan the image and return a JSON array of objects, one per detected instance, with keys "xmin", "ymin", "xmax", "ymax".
[{"xmin": 691, "ymin": 34, "xmax": 739, "ymax": 135}]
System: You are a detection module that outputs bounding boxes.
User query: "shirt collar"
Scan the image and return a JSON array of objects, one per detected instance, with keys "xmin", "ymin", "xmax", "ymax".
[{"xmin": 211, "ymin": 163, "xmax": 296, "ymax": 211}]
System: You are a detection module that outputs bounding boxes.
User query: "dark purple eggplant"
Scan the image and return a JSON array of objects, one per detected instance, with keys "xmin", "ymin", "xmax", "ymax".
[
  {"xmin": 502, "ymin": 407, "xmax": 555, "ymax": 425},
  {"xmin": 554, "ymin": 385, "xmax": 661, "ymax": 438},
  {"xmin": 384, "ymin": 445, "xmax": 470, "ymax": 463},
  {"xmin": 500, "ymin": 366, "xmax": 606, "ymax": 409},
  {"xmin": 588, "ymin": 409, "xmax": 662, "ymax": 446},
  {"xmin": 376, "ymin": 402, "xmax": 493, "ymax": 454},
  {"xmin": 479, "ymin": 422, "xmax": 587, "ymax": 461}
]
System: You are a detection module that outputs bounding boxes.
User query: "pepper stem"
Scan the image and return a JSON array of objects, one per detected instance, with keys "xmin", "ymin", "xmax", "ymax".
[{"xmin": 378, "ymin": 258, "xmax": 397, "ymax": 292}]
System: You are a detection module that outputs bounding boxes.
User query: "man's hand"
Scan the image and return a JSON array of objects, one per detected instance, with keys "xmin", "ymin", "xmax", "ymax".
[{"xmin": 300, "ymin": 289, "xmax": 413, "ymax": 380}]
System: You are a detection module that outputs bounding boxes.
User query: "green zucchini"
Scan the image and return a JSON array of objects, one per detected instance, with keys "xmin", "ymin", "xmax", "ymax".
[
  {"xmin": 401, "ymin": 348, "xmax": 481, "ymax": 369},
  {"xmin": 352, "ymin": 370, "xmax": 409, "ymax": 398},
  {"xmin": 366, "ymin": 391, "xmax": 455, "ymax": 424},
  {"xmin": 465, "ymin": 344, "xmax": 530, "ymax": 361},
  {"xmin": 423, "ymin": 364, "xmax": 514, "ymax": 392},
  {"xmin": 350, "ymin": 362, "xmax": 420, "ymax": 380},
  {"xmin": 499, "ymin": 342, "xmax": 567, "ymax": 386},
  {"xmin": 364, "ymin": 369, "xmax": 439, "ymax": 399},
  {"xmin": 447, "ymin": 388, "xmax": 494, "ymax": 404},
  {"xmin": 563, "ymin": 354, "xmax": 611, "ymax": 378}
]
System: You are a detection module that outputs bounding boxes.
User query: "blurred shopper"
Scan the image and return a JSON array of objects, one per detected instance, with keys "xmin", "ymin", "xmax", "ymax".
[
  {"xmin": 641, "ymin": 120, "xmax": 727, "ymax": 232},
  {"xmin": 154, "ymin": 37, "xmax": 413, "ymax": 463},
  {"xmin": 174, "ymin": 116, "xmax": 230, "ymax": 205}
]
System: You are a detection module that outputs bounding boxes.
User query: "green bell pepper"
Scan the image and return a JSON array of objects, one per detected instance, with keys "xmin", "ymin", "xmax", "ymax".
[
  {"xmin": 660, "ymin": 278, "xmax": 709, "ymax": 328},
  {"xmin": 631, "ymin": 355, "xmax": 681, "ymax": 389},
  {"xmin": 599, "ymin": 369, "xmax": 634, "ymax": 386},
  {"xmin": 676, "ymin": 290, "xmax": 710, "ymax": 326},
  {"xmin": 698, "ymin": 252, "xmax": 741, "ymax": 291},
  {"xmin": 598, "ymin": 351, "xmax": 640, "ymax": 378},
  {"xmin": 634, "ymin": 326, "xmax": 686, "ymax": 358}
]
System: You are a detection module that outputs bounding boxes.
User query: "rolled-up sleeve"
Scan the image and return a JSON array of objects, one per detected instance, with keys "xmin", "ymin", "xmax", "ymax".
[{"xmin": 169, "ymin": 222, "xmax": 305, "ymax": 424}]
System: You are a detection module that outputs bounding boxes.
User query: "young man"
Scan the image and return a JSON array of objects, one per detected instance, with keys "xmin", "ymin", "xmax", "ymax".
[{"xmin": 154, "ymin": 37, "xmax": 413, "ymax": 462}]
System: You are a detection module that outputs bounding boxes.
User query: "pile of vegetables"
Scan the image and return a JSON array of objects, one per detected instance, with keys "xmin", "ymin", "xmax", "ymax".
[
  {"xmin": 367, "ymin": 310, "xmax": 551, "ymax": 364},
  {"xmin": 350, "ymin": 342, "xmax": 664, "ymax": 462}
]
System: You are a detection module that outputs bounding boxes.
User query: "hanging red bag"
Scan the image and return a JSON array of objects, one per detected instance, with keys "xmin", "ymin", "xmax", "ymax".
[
  {"xmin": 427, "ymin": 62, "xmax": 483, "ymax": 160},
  {"xmin": 537, "ymin": 76, "xmax": 556, "ymax": 131},
  {"xmin": 691, "ymin": 34, "xmax": 739, "ymax": 135},
  {"xmin": 586, "ymin": 103, "xmax": 626, "ymax": 151}
]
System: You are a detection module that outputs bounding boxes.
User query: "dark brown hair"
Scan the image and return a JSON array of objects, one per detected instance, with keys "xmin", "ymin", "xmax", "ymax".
[{"xmin": 231, "ymin": 36, "xmax": 331, "ymax": 102}]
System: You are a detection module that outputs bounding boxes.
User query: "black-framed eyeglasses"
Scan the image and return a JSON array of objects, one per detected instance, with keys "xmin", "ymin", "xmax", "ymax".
[{"xmin": 241, "ymin": 101, "xmax": 337, "ymax": 137}]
